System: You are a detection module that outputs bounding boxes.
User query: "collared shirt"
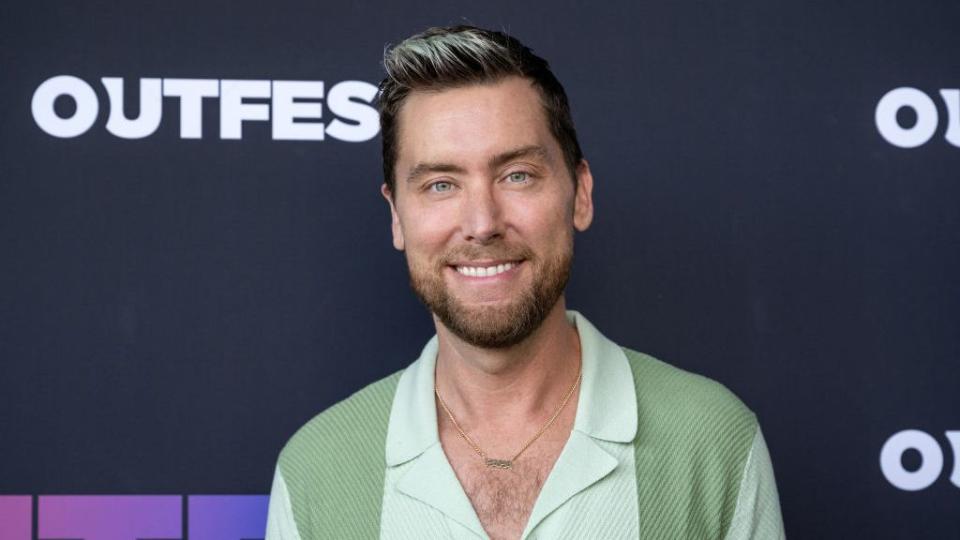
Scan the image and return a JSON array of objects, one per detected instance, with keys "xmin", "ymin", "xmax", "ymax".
[{"xmin": 266, "ymin": 311, "xmax": 785, "ymax": 539}]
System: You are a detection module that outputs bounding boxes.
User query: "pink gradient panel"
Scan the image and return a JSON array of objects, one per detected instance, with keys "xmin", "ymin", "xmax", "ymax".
[
  {"xmin": 39, "ymin": 495, "xmax": 181, "ymax": 540},
  {"xmin": 0, "ymin": 496, "xmax": 32, "ymax": 540}
]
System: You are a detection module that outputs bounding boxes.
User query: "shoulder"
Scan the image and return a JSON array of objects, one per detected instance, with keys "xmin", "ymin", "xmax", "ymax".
[
  {"xmin": 621, "ymin": 348, "xmax": 760, "ymax": 536},
  {"xmin": 621, "ymin": 347, "xmax": 758, "ymax": 458},
  {"xmin": 273, "ymin": 370, "xmax": 405, "ymax": 537},
  {"xmin": 622, "ymin": 347, "xmax": 756, "ymax": 426},
  {"xmin": 278, "ymin": 369, "xmax": 403, "ymax": 481}
]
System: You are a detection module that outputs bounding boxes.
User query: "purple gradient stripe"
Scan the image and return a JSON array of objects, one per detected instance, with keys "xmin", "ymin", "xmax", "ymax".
[
  {"xmin": 0, "ymin": 496, "xmax": 32, "ymax": 540},
  {"xmin": 188, "ymin": 496, "xmax": 268, "ymax": 540},
  {"xmin": 39, "ymin": 495, "xmax": 181, "ymax": 540}
]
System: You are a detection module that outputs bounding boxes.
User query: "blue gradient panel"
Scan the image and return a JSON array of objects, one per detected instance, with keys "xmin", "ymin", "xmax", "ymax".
[{"xmin": 188, "ymin": 495, "xmax": 269, "ymax": 540}]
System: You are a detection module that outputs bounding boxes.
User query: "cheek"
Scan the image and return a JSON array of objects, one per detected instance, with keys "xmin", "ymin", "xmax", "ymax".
[
  {"xmin": 505, "ymin": 198, "xmax": 574, "ymax": 244},
  {"xmin": 399, "ymin": 208, "xmax": 455, "ymax": 257}
]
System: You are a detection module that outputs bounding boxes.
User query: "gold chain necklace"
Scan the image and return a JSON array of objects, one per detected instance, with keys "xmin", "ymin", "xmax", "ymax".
[{"xmin": 434, "ymin": 364, "xmax": 582, "ymax": 470}]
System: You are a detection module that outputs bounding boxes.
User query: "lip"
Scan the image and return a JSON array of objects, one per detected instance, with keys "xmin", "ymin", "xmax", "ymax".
[{"xmin": 447, "ymin": 259, "xmax": 522, "ymax": 267}]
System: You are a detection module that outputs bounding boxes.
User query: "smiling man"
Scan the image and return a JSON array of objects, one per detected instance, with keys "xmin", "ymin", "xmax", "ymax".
[{"xmin": 265, "ymin": 26, "xmax": 785, "ymax": 540}]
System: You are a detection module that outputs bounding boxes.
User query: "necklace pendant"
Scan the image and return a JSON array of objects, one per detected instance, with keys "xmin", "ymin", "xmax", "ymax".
[{"xmin": 485, "ymin": 458, "xmax": 513, "ymax": 470}]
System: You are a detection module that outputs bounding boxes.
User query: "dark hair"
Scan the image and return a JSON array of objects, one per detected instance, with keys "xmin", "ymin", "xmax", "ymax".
[{"xmin": 377, "ymin": 25, "xmax": 583, "ymax": 194}]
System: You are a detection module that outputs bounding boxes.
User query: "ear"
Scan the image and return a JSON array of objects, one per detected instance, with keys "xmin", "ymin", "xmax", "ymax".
[
  {"xmin": 381, "ymin": 183, "xmax": 405, "ymax": 251},
  {"xmin": 573, "ymin": 159, "xmax": 594, "ymax": 232}
]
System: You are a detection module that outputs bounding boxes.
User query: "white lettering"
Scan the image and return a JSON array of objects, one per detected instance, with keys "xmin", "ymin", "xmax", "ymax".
[
  {"xmin": 162, "ymin": 79, "xmax": 220, "ymax": 139},
  {"xmin": 102, "ymin": 78, "xmax": 162, "ymax": 139},
  {"xmin": 947, "ymin": 431, "xmax": 960, "ymax": 488},
  {"xmin": 31, "ymin": 75, "xmax": 99, "ymax": 138},
  {"xmin": 939, "ymin": 89, "xmax": 960, "ymax": 148},
  {"xmin": 30, "ymin": 75, "xmax": 382, "ymax": 142},
  {"xmin": 326, "ymin": 80, "xmax": 379, "ymax": 142},
  {"xmin": 220, "ymin": 80, "xmax": 271, "ymax": 139},
  {"xmin": 271, "ymin": 81, "xmax": 325, "ymax": 141},
  {"xmin": 875, "ymin": 87, "xmax": 938, "ymax": 148},
  {"xmin": 880, "ymin": 429, "xmax": 943, "ymax": 491}
]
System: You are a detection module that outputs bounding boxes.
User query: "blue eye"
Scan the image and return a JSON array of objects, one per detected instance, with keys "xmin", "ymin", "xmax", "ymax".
[
  {"xmin": 429, "ymin": 181, "xmax": 453, "ymax": 192},
  {"xmin": 506, "ymin": 171, "xmax": 530, "ymax": 183}
]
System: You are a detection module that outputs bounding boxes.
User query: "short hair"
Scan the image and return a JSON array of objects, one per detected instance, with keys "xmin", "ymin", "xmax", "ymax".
[{"xmin": 377, "ymin": 25, "xmax": 584, "ymax": 195}]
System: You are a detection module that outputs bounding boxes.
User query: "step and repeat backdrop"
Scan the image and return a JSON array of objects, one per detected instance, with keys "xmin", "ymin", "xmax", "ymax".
[{"xmin": 1, "ymin": 1, "xmax": 957, "ymax": 538}]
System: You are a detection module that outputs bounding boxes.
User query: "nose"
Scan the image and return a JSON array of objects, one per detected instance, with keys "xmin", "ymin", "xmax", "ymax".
[{"xmin": 460, "ymin": 183, "xmax": 504, "ymax": 244}]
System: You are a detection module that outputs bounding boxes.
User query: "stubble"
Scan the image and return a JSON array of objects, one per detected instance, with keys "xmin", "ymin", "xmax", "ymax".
[{"xmin": 406, "ymin": 241, "xmax": 572, "ymax": 349}]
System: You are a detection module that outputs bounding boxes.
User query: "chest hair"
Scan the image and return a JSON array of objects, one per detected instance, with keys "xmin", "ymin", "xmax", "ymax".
[
  {"xmin": 446, "ymin": 444, "xmax": 564, "ymax": 540},
  {"xmin": 436, "ymin": 388, "xmax": 579, "ymax": 539}
]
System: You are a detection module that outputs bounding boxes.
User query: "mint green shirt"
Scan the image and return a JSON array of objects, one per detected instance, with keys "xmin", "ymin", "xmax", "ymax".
[{"xmin": 266, "ymin": 311, "xmax": 785, "ymax": 539}]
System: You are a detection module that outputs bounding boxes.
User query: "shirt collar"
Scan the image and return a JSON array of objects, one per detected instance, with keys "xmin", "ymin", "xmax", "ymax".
[{"xmin": 384, "ymin": 310, "xmax": 638, "ymax": 467}]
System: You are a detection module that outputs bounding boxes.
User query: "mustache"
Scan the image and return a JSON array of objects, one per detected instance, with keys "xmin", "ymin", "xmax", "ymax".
[{"xmin": 439, "ymin": 244, "xmax": 535, "ymax": 266}]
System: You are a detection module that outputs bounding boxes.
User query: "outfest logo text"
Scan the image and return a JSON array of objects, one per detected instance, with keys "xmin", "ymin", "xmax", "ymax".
[{"xmin": 31, "ymin": 75, "xmax": 380, "ymax": 142}]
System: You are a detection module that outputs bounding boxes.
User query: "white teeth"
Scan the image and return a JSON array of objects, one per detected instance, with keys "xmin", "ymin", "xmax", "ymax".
[{"xmin": 456, "ymin": 262, "xmax": 516, "ymax": 277}]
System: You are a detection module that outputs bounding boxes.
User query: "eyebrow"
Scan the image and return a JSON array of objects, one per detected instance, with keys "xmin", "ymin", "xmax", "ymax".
[{"xmin": 405, "ymin": 145, "xmax": 550, "ymax": 184}]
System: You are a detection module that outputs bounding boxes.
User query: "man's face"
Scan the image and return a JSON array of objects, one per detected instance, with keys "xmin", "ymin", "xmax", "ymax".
[{"xmin": 383, "ymin": 76, "xmax": 593, "ymax": 348}]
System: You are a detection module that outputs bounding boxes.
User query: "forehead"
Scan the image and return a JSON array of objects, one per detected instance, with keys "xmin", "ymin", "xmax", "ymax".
[{"xmin": 394, "ymin": 76, "xmax": 558, "ymax": 168}]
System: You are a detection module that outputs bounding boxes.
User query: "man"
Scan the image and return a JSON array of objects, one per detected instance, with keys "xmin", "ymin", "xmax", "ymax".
[{"xmin": 266, "ymin": 25, "xmax": 785, "ymax": 540}]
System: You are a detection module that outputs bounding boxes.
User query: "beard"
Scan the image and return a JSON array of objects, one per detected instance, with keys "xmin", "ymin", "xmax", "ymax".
[{"xmin": 406, "ymin": 240, "xmax": 572, "ymax": 349}]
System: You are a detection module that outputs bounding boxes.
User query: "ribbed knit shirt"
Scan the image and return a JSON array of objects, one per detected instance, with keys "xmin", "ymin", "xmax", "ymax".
[{"xmin": 265, "ymin": 312, "xmax": 785, "ymax": 539}]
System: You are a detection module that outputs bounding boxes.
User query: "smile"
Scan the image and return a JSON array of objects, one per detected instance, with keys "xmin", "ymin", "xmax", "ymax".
[{"xmin": 453, "ymin": 261, "xmax": 519, "ymax": 277}]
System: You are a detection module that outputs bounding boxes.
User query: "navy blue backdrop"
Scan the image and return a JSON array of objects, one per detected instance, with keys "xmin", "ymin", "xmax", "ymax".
[{"xmin": 1, "ymin": 1, "xmax": 958, "ymax": 538}]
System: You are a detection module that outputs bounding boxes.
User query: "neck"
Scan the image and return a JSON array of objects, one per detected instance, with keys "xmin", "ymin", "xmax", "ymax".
[{"xmin": 433, "ymin": 299, "xmax": 581, "ymax": 427}]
